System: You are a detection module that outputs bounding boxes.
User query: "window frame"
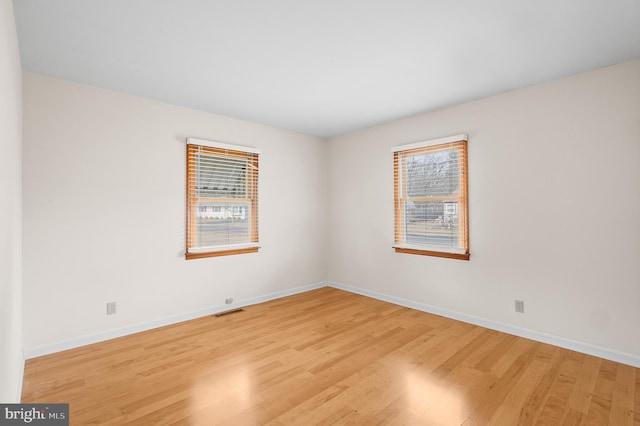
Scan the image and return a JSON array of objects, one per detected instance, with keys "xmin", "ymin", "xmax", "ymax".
[
  {"xmin": 392, "ymin": 134, "xmax": 469, "ymax": 260},
  {"xmin": 185, "ymin": 138, "xmax": 260, "ymax": 260}
]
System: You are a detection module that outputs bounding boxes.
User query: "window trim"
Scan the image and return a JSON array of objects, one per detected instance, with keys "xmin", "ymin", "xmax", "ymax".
[
  {"xmin": 392, "ymin": 134, "xmax": 469, "ymax": 260},
  {"xmin": 185, "ymin": 138, "xmax": 260, "ymax": 260}
]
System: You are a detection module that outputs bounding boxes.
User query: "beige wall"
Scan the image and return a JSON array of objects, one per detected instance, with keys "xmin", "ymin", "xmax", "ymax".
[
  {"xmin": 0, "ymin": 0, "xmax": 23, "ymax": 402},
  {"xmin": 327, "ymin": 59, "xmax": 640, "ymax": 362},
  {"xmin": 22, "ymin": 73, "xmax": 328, "ymax": 352},
  {"xmin": 20, "ymin": 54, "xmax": 640, "ymax": 365}
]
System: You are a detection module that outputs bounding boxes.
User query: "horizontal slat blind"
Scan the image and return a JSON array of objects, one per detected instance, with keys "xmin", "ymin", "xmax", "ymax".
[
  {"xmin": 186, "ymin": 142, "xmax": 259, "ymax": 258},
  {"xmin": 394, "ymin": 138, "xmax": 469, "ymax": 259}
]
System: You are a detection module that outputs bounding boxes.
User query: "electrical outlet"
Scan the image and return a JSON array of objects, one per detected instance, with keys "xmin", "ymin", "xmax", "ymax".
[
  {"xmin": 514, "ymin": 300, "xmax": 524, "ymax": 313},
  {"xmin": 106, "ymin": 301, "xmax": 117, "ymax": 315},
  {"xmin": 225, "ymin": 298, "xmax": 233, "ymax": 305}
]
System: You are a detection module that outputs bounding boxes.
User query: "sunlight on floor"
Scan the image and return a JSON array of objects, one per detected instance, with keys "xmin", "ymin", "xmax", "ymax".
[
  {"xmin": 405, "ymin": 370, "xmax": 467, "ymax": 425},
  {"xmin": 189, "ymin": 361, "xmax": 257, "ymax": 422}
]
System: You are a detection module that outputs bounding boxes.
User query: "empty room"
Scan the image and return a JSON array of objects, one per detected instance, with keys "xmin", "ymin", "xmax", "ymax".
[{"xmin": 1, "ymin": 0, "xmax": 640, "ymax": 424}]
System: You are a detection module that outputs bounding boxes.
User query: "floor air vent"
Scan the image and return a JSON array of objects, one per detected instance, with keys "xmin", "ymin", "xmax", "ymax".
[{"xmin": 213, "ymin": 308, "xmax": 245, "ymax": 318}]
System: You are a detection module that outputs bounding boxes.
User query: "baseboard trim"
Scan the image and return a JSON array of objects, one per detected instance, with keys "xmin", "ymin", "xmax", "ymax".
[
  {"xmin": 23, "ymin": 281, "xmax": 327, "ymax": 359},
  {"xmin": 24, "ymin": 280, "xmax": 640, "ymax": 368},
  {"xmin": 328, "ymin": 281, "xmax": 640, "ymax": 368}
]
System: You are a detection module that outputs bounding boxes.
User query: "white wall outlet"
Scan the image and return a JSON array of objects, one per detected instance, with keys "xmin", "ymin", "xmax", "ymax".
[
  {"xmin": 514, "ymin": 300, "xmax": 524, "ymax": 313},
  {"xmin": 106, "ymin": 301, "xmax": 117, "ymax": 315},
  {"xmin": 225, "ymin": 298, "xmax": 233, "ymax": 305}
]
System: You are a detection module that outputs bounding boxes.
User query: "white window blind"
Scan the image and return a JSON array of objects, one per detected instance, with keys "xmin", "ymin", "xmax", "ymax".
[
  {"xmin": 393, "ymin": 135, "xmax": 469, "ymax": 260},
  {"xmin": 186, "ymin": 138, "xmax": 260, "ymax": 259}
]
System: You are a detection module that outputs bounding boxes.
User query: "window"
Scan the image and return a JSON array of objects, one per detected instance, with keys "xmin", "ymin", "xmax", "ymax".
[
  {"xmin": 393, "ymin": 134, "xmax": 469, "ymax": 260},
  {"xmin": 186, "ymin": 138, "xmax": 260, "ymax": 259}
]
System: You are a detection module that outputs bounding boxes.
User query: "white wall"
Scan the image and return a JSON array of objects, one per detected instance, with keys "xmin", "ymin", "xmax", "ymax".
[
  {"xmin": 23, "ymin": 73, "xmax": 327, "ymax": 352},
  {"xmin": 19, "ymin": 53, "xmax": 640, "ymax": 365},
  {"xmin": 327, "ymin": 59, "xmax": 640, "ymax": 361},
  {"xmin": 0, "ymin": 0, "xmax": 23, "ymax": 402}
]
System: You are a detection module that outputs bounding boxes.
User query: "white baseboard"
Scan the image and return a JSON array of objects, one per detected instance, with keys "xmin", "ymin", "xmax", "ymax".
[
  {"xmin": 328, "ymin": 281, "xmax": 640, "ymax": 368},
  {"xmin": 23, "ymin": 281, "xmax": 327, "ymax": 359},
  {"xmin": 23, "ymin": 280, "xmax": 640, "ymax": 369}
]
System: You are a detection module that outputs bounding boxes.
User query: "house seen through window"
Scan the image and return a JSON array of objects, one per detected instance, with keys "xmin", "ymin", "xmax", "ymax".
[
  {"xmin": 186, "ymin": 138, "xmax": 260, "ymax": 259},
  {"xmin": 393, "ymin": 135, "xmax": 469, "ymax": 260}
]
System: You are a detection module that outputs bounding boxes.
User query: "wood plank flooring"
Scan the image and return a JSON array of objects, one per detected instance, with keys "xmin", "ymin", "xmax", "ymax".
[{"xmin": 22, "ymin": 287, "xmax": 640, "ymax": 425}]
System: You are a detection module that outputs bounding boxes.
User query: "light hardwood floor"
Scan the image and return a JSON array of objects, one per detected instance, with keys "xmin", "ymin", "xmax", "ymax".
[{"xmin": 22, "ymin": 287, "xmax": 639, "ymax": 425}]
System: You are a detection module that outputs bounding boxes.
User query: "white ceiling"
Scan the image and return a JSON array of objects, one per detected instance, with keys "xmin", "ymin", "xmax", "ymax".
[{"xmin": 13, "ymin": 0, "xmax": 640, "ymax": 138}]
